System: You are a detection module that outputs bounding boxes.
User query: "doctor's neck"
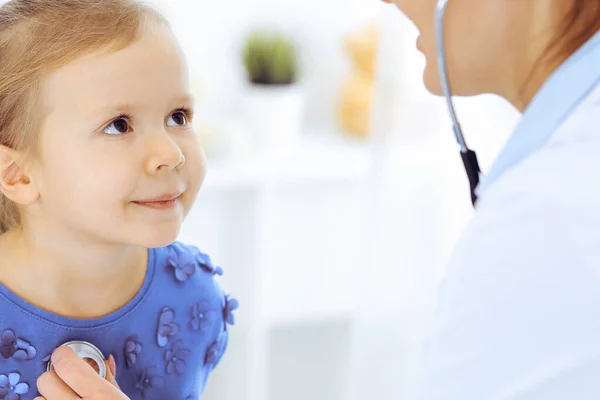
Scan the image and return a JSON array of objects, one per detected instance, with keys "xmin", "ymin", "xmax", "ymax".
[{"xmin": 504, "ymin": 2, "xmax": 600, "ymax": 112}]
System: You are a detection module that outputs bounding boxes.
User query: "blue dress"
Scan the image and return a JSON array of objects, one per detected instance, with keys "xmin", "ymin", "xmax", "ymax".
[{"xmin": 0, "ymin": 242, "xmax": 238, "ymax": 400}]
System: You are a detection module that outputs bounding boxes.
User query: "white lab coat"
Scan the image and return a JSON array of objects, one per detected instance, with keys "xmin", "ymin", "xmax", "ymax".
[{"xmin": 418, "ymin": 73, "xmax": 600, "ymax": 398}]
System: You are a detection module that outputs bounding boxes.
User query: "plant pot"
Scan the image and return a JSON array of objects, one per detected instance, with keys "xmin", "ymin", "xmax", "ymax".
[{"xmin": 241, "ymin": 83, "xmax": 305, "ymax": 152}]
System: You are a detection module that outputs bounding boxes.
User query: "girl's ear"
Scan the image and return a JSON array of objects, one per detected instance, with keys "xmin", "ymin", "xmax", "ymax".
[{"xmin": 0, "ymin": 145, "xmax": 39, "ymax": 205}]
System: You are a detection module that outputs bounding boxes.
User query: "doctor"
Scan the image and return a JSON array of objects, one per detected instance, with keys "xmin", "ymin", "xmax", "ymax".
[
  {"xmin": 36, "ymin": 0, "xmax": 600, "ymax": 398},
  {"xmin": 385, "ymin": 0, "xmax": 600, "ymax": 399}
]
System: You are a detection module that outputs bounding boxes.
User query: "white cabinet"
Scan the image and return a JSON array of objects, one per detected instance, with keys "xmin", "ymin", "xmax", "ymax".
[{"xmin": 177, "ymin": 134, "xmax": 372, "ymax": 400}]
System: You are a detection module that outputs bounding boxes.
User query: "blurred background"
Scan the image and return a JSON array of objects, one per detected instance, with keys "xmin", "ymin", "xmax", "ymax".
[{"xmin": 148, "ymin": 0, "xmax": 523, "ymax": 399}]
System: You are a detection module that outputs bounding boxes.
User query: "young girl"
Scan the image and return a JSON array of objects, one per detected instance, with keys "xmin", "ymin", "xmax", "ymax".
[{"xmin": 0, "ymin": 1, "xmax": 237, "ymax": 399}]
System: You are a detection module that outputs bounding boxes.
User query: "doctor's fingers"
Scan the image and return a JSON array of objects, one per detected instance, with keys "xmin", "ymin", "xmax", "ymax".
[
  {"xmin": 36, "ymin": 370, "xmax": 80, "ymax": 400},
  {"xmin": 49, "ymin": 345, "xmax": 122, "ymax": 398},
  {"xmin": 105, "ymin": 355, "xmax": 120, "ymax": 389}
]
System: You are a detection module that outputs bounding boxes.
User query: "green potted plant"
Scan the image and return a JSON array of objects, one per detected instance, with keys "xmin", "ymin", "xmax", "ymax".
[
  {"xmin": 242, "ymin": 30, "xmax": 298, "ymax": 85},
  {"xmin": 240, "ymin": 29, "xmax": 304, "ymax": 151}
]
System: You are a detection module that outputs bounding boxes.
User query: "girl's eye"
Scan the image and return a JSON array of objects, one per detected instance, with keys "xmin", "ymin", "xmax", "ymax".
[
  {"xmin": 167, "ymin": 109, "xmax": 191, "ymax": 127},
  {"xmin": 103, "ymin": 118, "xmax": 131, "ymax": 135}
]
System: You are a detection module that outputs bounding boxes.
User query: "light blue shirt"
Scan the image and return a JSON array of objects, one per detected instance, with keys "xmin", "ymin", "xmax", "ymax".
[{"xmin": 419, "ymin": 30, "xmax": 600, "ymax": 399}]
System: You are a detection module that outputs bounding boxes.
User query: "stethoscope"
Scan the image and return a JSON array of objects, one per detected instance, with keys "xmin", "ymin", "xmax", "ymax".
[
  {"xmin": 46, "ymin": 341, "xmax": 107, "ymax": 379},
  {"xmin": 435, "ymin": 0, "xmax": 482, "ymax": 206}
]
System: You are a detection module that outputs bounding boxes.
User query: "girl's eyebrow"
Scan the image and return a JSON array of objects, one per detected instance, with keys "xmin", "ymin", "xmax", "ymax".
[
  {"xmin": 173, "ymin": 93, "xmax": 196, "ymax": 106},
  {"xmin": 91, "ymin": 93, "xmax": 196, "ymax": 116},
  {"xmin": 90, "ymin": 102, "xmax": 137, "ymax": 117}
]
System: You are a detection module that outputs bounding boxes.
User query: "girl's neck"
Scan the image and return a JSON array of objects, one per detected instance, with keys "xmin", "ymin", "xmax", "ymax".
[{"xmin": 0, "ymin": 225, "xmax": 148, "ymax": 320}]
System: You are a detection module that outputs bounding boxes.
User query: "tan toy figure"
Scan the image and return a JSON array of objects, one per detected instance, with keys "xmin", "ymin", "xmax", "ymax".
[{"xmin": 337, "ymin": 24, "xmax": 379, "ymax": 139}]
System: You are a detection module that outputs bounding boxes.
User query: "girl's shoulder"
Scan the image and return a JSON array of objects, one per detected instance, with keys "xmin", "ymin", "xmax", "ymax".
[
  {"xmin": 150, "ymin": 241, "xmax": 238, "ymax": 324},
  {"xmin": 145, "ymin": 241, "xmax": 239, "ymax": 370}
]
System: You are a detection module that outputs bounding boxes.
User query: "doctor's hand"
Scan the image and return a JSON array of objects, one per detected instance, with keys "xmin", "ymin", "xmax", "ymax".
[{"xmin": 35, "ymin": 346, "xmax": 129, "ymax": 400}]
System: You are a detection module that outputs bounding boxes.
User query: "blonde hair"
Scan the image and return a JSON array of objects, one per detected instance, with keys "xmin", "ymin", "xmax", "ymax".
[{"xmin": 0, "ymin": 0, "xmax": 168, "ymax": 233}]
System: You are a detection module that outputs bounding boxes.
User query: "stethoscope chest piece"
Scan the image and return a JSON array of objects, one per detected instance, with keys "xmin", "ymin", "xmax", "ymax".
[{"xmin": 46, "ymin": 340, "xmax": 107, "ymax": 379}]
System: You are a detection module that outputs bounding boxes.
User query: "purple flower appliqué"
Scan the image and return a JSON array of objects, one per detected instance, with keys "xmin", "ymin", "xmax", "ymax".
[
  {"xmin": 0, "ymin": 372, "xmax": 29, "ymax": 400},
  {"xmin": 196, "ymin": 252, "xmax": 223, "ymax": 276},
  {"xmin": 190, "ymin": 301, "xmax": 217, "ymax": 332},
  {"xmin": 223, "ymin": 295, "xmax": 239, "ymax": 326},
  {"xmin": 167, "ymin": 247, "xmax": 196, "ymax": 282},
  {"xmin": 135, "ymin": 367, "xmax": 164, "ymax": 398},
  {"xmin": 157, "ymin": 307, "xmax": 180, "ymax": 347},
  {"xmin": 205, "ymin": 331, "xmax": 228, "ymax": 367},
  {"xmin": 164, "ymin": 340, "xmax": 190, "ymax": 375},
  {"xmin": 0, "ymin": 330, "xmax": 36, "ymax": 361},
  {"xmin": 124, "ymin": 336, "xmax": 142, "ymax": 368}
]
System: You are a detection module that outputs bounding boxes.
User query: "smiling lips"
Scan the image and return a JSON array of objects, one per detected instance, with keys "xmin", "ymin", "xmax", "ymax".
[{"xmin": 132, "ymin": 192, "xmax": 183, "ymax": 210}]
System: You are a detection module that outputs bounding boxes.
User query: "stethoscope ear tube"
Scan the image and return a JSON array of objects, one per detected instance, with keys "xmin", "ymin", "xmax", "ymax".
[{"xmin": 435, "ymin": 0, "xmax": 481, "ymax": 206}]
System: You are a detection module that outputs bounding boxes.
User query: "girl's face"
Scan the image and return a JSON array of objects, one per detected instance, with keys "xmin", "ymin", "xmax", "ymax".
[
  {"xmin": 384, "ymin": 0, "xmax": 542, "ymax": 100},
  {"xmin": 30, "ymin": 24, "xmax": 205, "ymax": 248}
]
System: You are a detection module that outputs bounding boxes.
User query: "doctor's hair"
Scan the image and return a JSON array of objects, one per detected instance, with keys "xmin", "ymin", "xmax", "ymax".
[
  {"xmin": 520, "ymin": 0, "xmax": 600, "ymax": 112},
  {"xmin": 0, "ymin": 0, "xmax": 168, "ymax": 234}
]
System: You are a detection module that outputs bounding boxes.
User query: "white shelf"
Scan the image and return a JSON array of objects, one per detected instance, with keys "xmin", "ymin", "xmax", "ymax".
[
  {"xmin": 202, "ymin": 134, "xmax": 373, "ymax": 190},
  {"xmin": 181, "ymin": 132, "xmax": 372, "ymax": 400},
  {"xmin": 266, "ymin": 304, "xmax": 355, "ymax": 328}
]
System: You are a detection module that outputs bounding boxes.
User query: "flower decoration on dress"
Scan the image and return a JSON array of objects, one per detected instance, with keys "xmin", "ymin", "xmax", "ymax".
[
  {"xmin": 223, "ymin": 295, "xmax": 239, "ymax": 326},
  {"xmin": 190, "ymin": 301, "xmax": 217, "ymax": 332},
  {"xmin": 164, "ymin": 340, "xmax": 191, "ymax": 375},
  {"xmin": 157, "ymin": 307, "xmax": 180, "ymax": 347},
  {"xmin": 167, "ymin": 246, "xmax": 196, "ymax": 282},
  {"xmin": 204, "ymin": 331, "xmax": 228, "ymax": 367},
  {"xmin": 135, "ymin": 367, "xmax": 165, "ymax": 399},
  {"xmin": 196, "ymin": 251, "xmax": 223, "ymax": 276},
  {"xmin": 0, "ymin": 372, "xmax": 29, "ymax": 400},
  {"xmin": 0, "ymin": 330, "xmax": 36, "ymax": 361},
  {"xmin": 124, "ymin": 335, "xmax": 143, "ymax": 368}
]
